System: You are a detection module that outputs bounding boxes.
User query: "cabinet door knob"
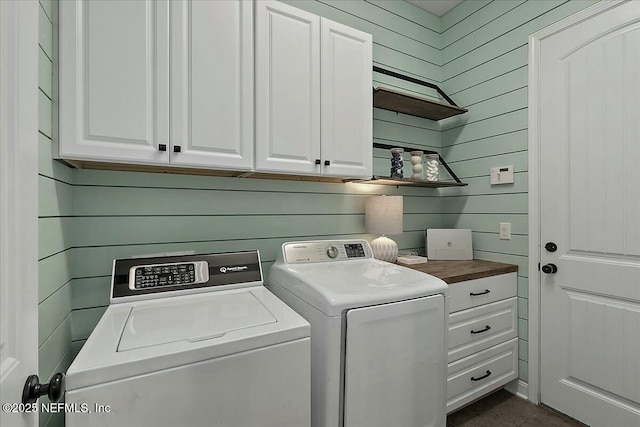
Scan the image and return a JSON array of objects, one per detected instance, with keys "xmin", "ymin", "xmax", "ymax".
[
  {"xmin": 324, "ymin": 160, "xmax": 330, "ymax": 166},
  {"xmin": 315, "ymin": 159, "xmax": 321, "ymax": 165},
  {"xmin": 158, "ymin": 144, "xmax": 167, "ymax": 152},
  {"xmin": 173, "ymin": 146, "xmax": 181, "ymax": 153}
]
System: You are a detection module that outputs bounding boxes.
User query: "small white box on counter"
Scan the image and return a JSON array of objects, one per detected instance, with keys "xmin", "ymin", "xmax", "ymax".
[{"xmin": 425, "ymin": 229, "xmax": 473, "ymax": 260}]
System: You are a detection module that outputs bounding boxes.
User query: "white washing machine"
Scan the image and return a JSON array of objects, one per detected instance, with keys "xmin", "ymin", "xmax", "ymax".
[
  {"xmin": 268, "ymin": 239, "xmax": 449, "ymax": 427},
  {"xmin": 65, "ymin": 250, "xmax": 310, "ymax": 427}
]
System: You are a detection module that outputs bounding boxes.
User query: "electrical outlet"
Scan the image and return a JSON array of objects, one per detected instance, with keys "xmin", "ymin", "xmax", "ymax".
[{"xmin": 499, "ymin": 222, "xmax": 511, "ymax": 240}]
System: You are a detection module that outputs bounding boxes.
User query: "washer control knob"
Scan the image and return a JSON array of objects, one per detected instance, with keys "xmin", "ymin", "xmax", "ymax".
[{"xmin": 326, "ymin": 246, "xmax": 339, "ymax": 259}]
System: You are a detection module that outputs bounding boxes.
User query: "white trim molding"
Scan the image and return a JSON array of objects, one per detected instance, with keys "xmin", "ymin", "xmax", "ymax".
[
  {"xmin": 527, "ymin": 0, "xmax": 627, "ymax": 407},
  {"xmin": 0, "ymin": 1, "xmax": 39, "ymax": 425},
  {"xmin": 504, "ymin": 379, "xmax": 529, "ymax": 401}
]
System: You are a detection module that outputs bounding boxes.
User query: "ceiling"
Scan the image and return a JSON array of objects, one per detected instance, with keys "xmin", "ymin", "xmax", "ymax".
[{"xmin": 405, "ymin": 0, "xmax": 464, "ymax": 17}]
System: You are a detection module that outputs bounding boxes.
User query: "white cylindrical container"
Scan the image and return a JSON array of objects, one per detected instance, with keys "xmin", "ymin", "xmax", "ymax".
[
  {"xmin": 410, "ymin": 151, "xmax": 423, "ymax": 181},
  {"xmin": 390, "ymin": 148, "xmax": 404, "ymax": 179},
  {"xmin": 425, "ymin": 154, "xmax": 439, "ymax": 182}
]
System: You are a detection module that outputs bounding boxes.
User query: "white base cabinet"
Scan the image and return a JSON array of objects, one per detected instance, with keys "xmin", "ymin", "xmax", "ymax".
[
  {"xmin": 255, "ymin": 0, "xmax": 372, "ymax": 178},
  {"xmin": 446, "ymin": 272, "xmax": 519, "ymax": 413}
]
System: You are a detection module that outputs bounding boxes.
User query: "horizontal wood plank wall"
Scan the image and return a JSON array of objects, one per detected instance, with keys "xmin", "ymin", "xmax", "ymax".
[
  {"xmin": 67, "ymin": 0, "xmax": 444, "ymax": 352},
  {"xmin": 38, "ymin": 1, "xmax": 70, "ymax": 426},
  {"xmin": 438, "ymin": 0, "xmax": 598, "ymax": 384}
]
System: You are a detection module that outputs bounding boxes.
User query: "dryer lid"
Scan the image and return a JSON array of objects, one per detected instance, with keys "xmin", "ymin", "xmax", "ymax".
[
  {"xmin": 269, "ymin": 259, "xmax": 448, "ymax": 316},
  {"xmin": 117, "ymin": 291, "xmax": 276, "ymax": 351}
]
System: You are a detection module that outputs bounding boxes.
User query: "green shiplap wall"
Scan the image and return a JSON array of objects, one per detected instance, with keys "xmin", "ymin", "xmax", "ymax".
[
  {"xmin": 65, "ymin": 0, "xmax": 444, "ymax": 352},
  {"xmin": 38, "ymin": 0, "xmax": 602, "ymax": 400},
  {"xmin": 38, "ymin": 1, "xmax": 72, "ymax": 426},
  {"xmin": 438, "ymin": 0, "xmax": 597, "ymax": 383}
]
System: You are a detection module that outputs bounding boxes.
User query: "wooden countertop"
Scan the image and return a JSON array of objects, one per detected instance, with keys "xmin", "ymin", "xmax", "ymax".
[{"xmin": 400, "ymin": 259, "xmax": 518, "ymax": 284}]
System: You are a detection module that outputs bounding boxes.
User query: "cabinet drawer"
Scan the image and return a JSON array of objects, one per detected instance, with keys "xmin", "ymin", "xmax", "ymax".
[
  {"xmin": 448, "ymin": 273, "xmax": 517, "ymax": 313},
  {"xmin": 446, "ymin": 337, "xmax": 518, "ymax": 414},
  {"xmin": 448, "ymin": 297, "xmax": 517, "ymax": 363}
]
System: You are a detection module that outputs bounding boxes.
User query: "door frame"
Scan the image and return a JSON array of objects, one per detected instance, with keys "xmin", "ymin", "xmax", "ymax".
[
  {"xmin": 527, "ymin": 0, "xmax": 627, "ymax": 406},
  {"xmin": 0, "ymin": 0, "xmax": 39, "ymax": 424}
]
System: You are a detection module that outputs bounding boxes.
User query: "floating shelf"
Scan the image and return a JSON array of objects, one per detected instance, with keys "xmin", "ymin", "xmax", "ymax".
[
  {"xmin": 373, "ymin": 87, "xmax": 468, "ymax": 121},
  {"xmin": 372, "ymin": 66, "xmax": 467, "ymax": 121},
  {"xmin": 351, "ymin": 176, "xmax": 467, "ymax": 188}
]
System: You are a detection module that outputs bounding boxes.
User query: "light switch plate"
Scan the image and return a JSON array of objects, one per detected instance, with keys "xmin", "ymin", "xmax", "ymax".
[
  {"xmin": 499, "ymin": 222, "xmax": 511, "ymax": 240},
  {"xmin": 490, "ymin": 165, "xmax": 514, "ymax": 184}
]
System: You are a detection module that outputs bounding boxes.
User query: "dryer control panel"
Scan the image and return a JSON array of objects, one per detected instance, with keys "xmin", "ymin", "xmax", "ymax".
[{"xmin": 282, "ymin": 240, "xmax": 373, "ymax": 264}]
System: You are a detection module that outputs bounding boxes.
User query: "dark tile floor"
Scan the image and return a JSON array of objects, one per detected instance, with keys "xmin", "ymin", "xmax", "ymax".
[{"xmin": 447, "ymin": 389, "xmax": 587, "ymax": 427}]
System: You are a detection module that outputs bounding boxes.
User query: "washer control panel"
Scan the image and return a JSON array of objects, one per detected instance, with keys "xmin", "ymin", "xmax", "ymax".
[
  {"xmin": 283, "ymin": 240, "xmax": 373, "ymax": 264},
  {"xmin": 111, "ymin": 251, "xmax": 263, "ymax": 302},
  {"xmin": 129, "ymin": 261, "xmax": 209, "ymax": 290}
]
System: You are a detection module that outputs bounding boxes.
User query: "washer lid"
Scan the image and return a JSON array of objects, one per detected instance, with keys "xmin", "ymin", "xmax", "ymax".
[
  {"xmin": 66, "ymin": 287, "xmax": 309, "ymax": 391},
  {"xmin": 269, "ymin": 259, "xmax": 448, "ymax": 316},
  {"xmin": 118, "ymin": 292, "xmax": 276, "ymax": 351}
]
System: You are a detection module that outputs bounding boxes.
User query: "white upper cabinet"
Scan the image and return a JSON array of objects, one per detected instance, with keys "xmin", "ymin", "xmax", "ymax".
[
  {"xmin": 320, "ymin": 19, "xmax": 372, "ymax": 178},
  {"xmin": 255, "ymin": 1, "xmax": 372, "ymax": 178},
  {"xmin": 255, "ymin": 1, "xmax": 321, "ymax": 175},
  {"xmin": 59, "ymin": 0, "xmax": 253, "ymax": 170},
  {"xmin": 170, "ymin": 0, "xmax": 254, "ymax": 170},
  {"xmin": 58, "ymin": 0, "xmax": 170, "ymax": 164},
  {"xmin": 59, "ymin": 0, "xmax": 372, "ymax": 178}
]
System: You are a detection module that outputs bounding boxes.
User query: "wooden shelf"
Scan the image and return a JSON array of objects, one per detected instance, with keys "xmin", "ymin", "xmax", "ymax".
[
  {"xmin": 350, "ymin": 176, "xmax": 467, "ymax": 187},
  {"xmin": 373, "ymin": 86, "xmax": 467, "ymax": 120}
]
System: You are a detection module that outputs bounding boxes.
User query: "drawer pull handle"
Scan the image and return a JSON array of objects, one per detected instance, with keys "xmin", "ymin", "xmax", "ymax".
[
  {"xmin": 470, "ymin": 289, "xmax": 490, "ymax": 296},
  {"xmin": 470, "ymin": 325, "xmax": 491, "ymax": 334},
  {"xmin": 471, "ymin": 370, "xmax": 492, "ymax": 382}
]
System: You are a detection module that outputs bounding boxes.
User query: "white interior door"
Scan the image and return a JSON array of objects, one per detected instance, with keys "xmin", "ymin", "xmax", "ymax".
[
  {"xmin": 538, "ymin": 1, "xmax": 640, "ymax": 426},
  {"xmin": 0, "ymin": 1, "xmax": 39, "ymax": 426}
]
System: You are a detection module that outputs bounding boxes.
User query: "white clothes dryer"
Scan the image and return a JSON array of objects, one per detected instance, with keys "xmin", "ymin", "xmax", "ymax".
[
  {"xmin": 65, "ymin": 250, "xmax": 310, "ymax": 427},
  {"xmin": 268, "ymin": 240, "xmax": 449, "ymax": 427}
]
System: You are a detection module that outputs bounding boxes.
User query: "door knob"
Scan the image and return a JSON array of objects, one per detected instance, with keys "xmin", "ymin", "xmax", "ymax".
[
  {"xmin": 22, "ymin": 373, "xmax": 65, "ymax": 404},
  {"xmin": 541, "ymin": 263, "xmax": 558, "ymax": 274},
  {"xmin": 173, "ymin": 145, "xmax": 181, "ymax": 153},
  {"xmin": 545, "ymin": 242, "xmax": 557, "ymax": 252}
]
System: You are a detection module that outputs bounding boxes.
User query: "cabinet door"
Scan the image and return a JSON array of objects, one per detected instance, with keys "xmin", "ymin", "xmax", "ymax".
[
  {"xmin": 255, "ymin": 1, "xmax": 321, "ymax": 175},
  {"xmin": 170, "ymin": 0, "xmax": 253, "ymax": 170},
  {"xmin": 58, "ymin": 0, "xmax": 169, "ymax": 164},
  {"xmin": 320, "ymin": 19, "xmax": 373, "ymax": 178}
]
